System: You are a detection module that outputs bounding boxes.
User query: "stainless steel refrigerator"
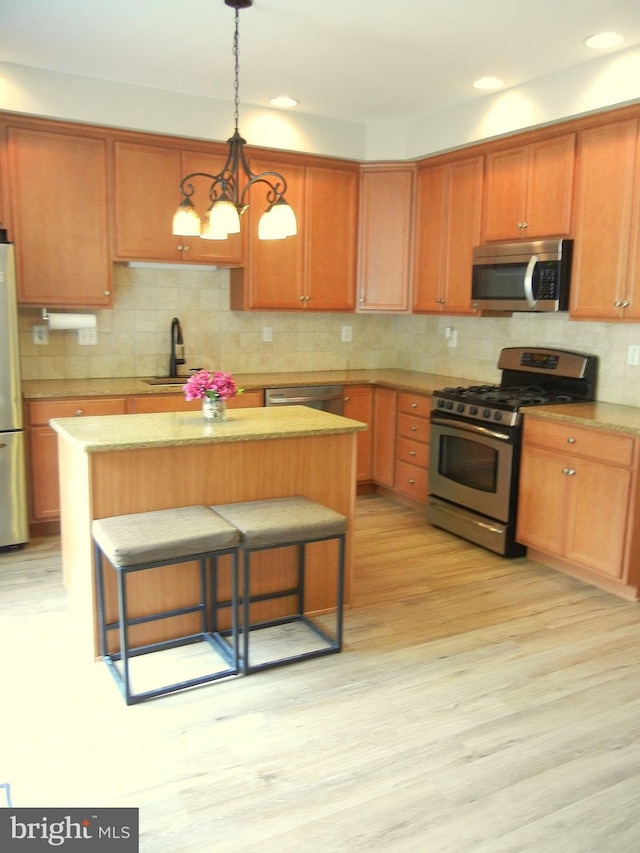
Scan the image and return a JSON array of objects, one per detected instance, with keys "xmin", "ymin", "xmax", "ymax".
[{"xmin": 0, "ymin": 241, "xmax": 28, "ymax": 549}]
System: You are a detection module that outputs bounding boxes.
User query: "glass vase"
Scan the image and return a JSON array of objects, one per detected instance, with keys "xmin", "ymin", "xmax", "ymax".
[{"xmin": 202, "ymin": 397, "xmax": 226, "ymax": 422}]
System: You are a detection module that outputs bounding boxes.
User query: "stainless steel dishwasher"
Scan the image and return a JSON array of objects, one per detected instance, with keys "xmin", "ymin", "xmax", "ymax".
[{"xmin": 265, "ymin": 385, "xmax": 344, "ymax": 415}]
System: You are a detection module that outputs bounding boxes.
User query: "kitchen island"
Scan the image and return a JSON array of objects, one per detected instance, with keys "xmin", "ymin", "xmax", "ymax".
[{"xmin": 51, "ymin": 406, "xmax": 366, "ymax": 658}]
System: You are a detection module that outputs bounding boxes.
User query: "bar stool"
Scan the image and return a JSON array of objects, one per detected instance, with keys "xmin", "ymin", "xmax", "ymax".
[
  {"xmin": 92, "ymin": 505, "xmax": 240, "ymax": 705},
  {"xmin": 211, "ymin": 496, "xmax": 347, "ymax": 675}
]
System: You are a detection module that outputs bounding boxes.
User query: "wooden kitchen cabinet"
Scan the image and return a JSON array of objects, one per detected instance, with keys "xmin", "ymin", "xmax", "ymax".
[
  {"xmin": 343, "ymin": 385, "xmax": 374, "ymax": 483},
  {"xmin": 570, "ymin": 118, "xmax": 640, "ymax": 321},
  {"xmin": 357, "ymin": 164, "xmax": 415, "ymax": 312},
  {"xmin": 113, "ymin": 140, "xmax": 243, "ymax": 265},
  {"xmin": 413, "ymin": 155, "xmax": 483, "ymax": 314},
  {"xmin": 517, "ymin": 415, "xmax": 640, "ymax": 599},
  {"xmin": 482, "ymin": 133, "xmax": 575, "ymax": 242},
  {"xmin": 394, "ymin": 392, "xmax": 430, "ymax": 506},
  {"xmin": 372, "ymin": 387, "xmax": 397, "ymax": 488},
  {"xmin": 26, "ymin": 397, "xmax": 128, "ymax": 530},
  {"xmin": 7, "ymin": 126, "xmax": 112, "ymax": 307},
  {"xmin": 230, "ymin": 157, "xmax": 358, "ymax": 311}
]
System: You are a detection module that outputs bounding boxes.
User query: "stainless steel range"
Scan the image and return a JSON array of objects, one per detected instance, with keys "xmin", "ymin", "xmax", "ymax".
[{"xmin": 427, "ymin": 347, "xmax": 598, "ymax": 557}]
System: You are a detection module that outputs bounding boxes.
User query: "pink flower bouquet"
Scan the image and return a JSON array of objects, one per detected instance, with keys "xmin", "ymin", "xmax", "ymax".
[{"xmin": 183, "ymin": 370, "xmax": 240, "ymax": 401}]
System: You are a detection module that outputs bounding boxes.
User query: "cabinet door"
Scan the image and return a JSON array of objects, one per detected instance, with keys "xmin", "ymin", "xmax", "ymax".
[
  {"xmin": 516, "ymin": 445, "xmax": 568, "ymax": 554},
  {"xmin": 114, "ymin": 141, "xmax": 183, "ymax": 261},
  {"xmin": 8, "ymin": 127, "xmax": 111, "ymax": 306},
  {"xmin": 414, "ymin": 157, "xmax": 482, "ymax": 314},
  {"xmin": 29, "ymin": 426, "xmax": 61, "ymax": 520},
  {"xmin": 482, "ymin": 146, "xmax": 529, "ymax": 242},
  {"xmin": 358, "ymin": 166, "xmax": 414, "ymax": 312},
  {"xmin": 372, "ymin": 387, "xmax": 397, "ymax": 487},
  {"xmin": 305, "ymin": 165, "xmax": 357, "ymax": 311},
  {"xmin": 243, "ymin": 158, "xmax": 306, "ymax": 309},
  {"xmin": 525, "ymin": 134, "xmax": 575, "ymax": 238},
  {"xmin": 571, "ymin": 120, "xmax": 638, "ymax": 320},
  {"xmin": 564, "ymin": 459, "xmax": 631, "ymax": 578},
  {"xmin": 344, "ymin": 385, "xmax": 373, "ymax": 481}
]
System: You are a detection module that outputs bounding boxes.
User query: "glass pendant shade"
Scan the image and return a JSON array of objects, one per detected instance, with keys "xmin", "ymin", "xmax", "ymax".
[
  {"xmin": 258, "ymin": 208, "xmax": 286, "ymax": 240},
  {"xmin": 268, "ymin": 198, "xmax": 297, "ymax": 237},
  {"xmin": 200, "ymin": 209, "xmax": 229, "ymax": 240},
  {"xmin": 209, "ymin": 199, "xmax": 241, "ymax": 235},
  {"xmin": 172, "ymin": 199, "xmax": 201, "ymax": 237}
]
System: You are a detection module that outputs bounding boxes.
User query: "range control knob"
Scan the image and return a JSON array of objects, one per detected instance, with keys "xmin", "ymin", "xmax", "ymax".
[
  {"xmin": 456, "ymin": 403, "xmax": 465, "ymax": 414},
  {"xmin": 482, "ymin": 408, "xmax": 491, "ymax": 419},
  {"xmin": 494, "ymin": 411, "xmax": 503, "ymax": 422}
]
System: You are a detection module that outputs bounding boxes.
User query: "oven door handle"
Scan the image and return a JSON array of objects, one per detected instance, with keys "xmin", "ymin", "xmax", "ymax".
[
  {"xmin": 524, "ymin": 254, "xmax": 539, "ymax": 308},
  {"xmin": 431, "ymin": 416, "xmax": 512, "ymax": 442}
]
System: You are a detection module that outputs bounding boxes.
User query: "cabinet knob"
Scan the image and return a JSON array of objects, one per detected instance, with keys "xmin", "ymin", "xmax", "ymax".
[
  {"xmin": 411, "ymin": 402, "xmax": 418, "ymax": 408},
  {"xmin": 562, "ymin": 467, "xmax": 576, "ymax": 476},
  {"xmin": 299, "ymin": 295, "xmax": 305, "ymax": 301},
  {"xmin": 183, "ymin": 245, "xmax": 190, "ymax": 252},
  {"xmin": 517, "ymin": 222, "xmax": 528, "ymax": 229},
  {"xmin": 75, "ymin": 409, "xmax": 84, "ymax": 416},
  {"xmin": 176, "ymin": 245, "xmax": 184, "ymax": 251},
  {"xmin": 410, "ymin": 426, "xmax": 417, "ymax": 431},
  {"xmin": 567, "ymin": 436, "xmax": 575, "ymax": 444},
  {"xmin": 409, "ymin": 450, "xmax": 416, "ymax": 456},
  {"xmin": 408, "ymin": 479, "xmax": 415, "ymax": 485}
]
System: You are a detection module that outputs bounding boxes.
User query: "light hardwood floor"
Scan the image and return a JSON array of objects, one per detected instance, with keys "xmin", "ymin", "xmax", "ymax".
[{"xmin": 2, "ymin": 495, "xmax": 640, "ymax": 851}]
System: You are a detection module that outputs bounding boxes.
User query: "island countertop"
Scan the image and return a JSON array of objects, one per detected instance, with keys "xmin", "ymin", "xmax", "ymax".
[{"xmin": 50, "ymin": 405, "xmax": 366, "ymax": 452}]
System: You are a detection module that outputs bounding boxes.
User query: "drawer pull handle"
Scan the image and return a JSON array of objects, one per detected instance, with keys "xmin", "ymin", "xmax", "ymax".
[
  {"xmin": 567, "ymin": 436, "xmax": 575, "ymax": 444},
  {"xmin": 410, "ymin": 426, "xmax": 417, "ymax": 431},
  {"xmin": 75, "ymin": 409, "xmax": 84, "ymax": 416},
  {"xmin": 411, "ymin": 402, "xmax": 417, "ymax": 408},
  {"xmin": 408, "ymin": 479, "xmax": 415, "ymax": 485},
  {"xmin": 562, "ymin": 467, "xmax": 576, "ymax": 476}
]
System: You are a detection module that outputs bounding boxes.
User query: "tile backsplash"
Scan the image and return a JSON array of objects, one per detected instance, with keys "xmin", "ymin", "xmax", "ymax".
[{"xmin": 18, "ymin": 263, "xmax": 640, "ymax": 408}]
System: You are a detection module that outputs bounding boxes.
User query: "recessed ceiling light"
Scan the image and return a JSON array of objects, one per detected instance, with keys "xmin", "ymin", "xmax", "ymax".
[
  {"xmin": 585, "ymin": 31, "xmax": 624, "ymax": 49},
  {"xmin": 473, "ymin": 76, "xmax": 504, "ymax": 91},
  {"xmin": 269, "ymin": 96, "xmax": 299, "ymax": 109}
]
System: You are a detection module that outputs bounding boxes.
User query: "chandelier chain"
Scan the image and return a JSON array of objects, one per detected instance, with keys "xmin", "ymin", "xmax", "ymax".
[{"xmin": 233, "ymin": 7, "xmax": 240, "ymax": 133}]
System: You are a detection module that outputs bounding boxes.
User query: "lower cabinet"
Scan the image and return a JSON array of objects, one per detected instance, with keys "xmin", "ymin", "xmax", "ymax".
[
  {"xmin": 394, "ymin": 392, "xmax": 430, "ymax": 506},
  {"xmin": 26, "ymin": 397, "xmax": 128, "ymax": 529},
  {"xmin": 343, "ymin": 385, "xmax": 374, "ymax": 483},
  {"xmin": 517, "ymin": 416, "xmax": 640, "ymax": 599},
  {"xmin": 372, "ymin": 387, "xmax": 397, "ymax": 488}
]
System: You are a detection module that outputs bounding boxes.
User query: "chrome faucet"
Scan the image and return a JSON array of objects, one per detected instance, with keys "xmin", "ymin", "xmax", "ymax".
[{"xmin": 169, "ymin": 317, "xmax": 185, "ymax": 377}]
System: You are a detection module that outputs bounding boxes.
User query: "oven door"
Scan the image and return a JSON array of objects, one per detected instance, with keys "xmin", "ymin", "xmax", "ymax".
[{"xmin": 428, "ymin": 416, "xmax": 517, "ymax": 523}]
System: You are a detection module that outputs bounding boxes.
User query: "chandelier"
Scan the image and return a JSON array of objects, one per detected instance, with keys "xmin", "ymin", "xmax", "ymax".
[{"xmin": 172, "ymin": 0, "xmax": 297, "ymax": 241}]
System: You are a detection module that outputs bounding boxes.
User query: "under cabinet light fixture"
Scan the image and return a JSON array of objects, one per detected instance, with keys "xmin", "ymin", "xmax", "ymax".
[{"xmin": 172, "ymin": 0, "xmax": 297, "ymax": 243}]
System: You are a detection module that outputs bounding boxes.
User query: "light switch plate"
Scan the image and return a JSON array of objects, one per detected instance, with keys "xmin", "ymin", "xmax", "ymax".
[{"xmin": 78, "ymin": 327, "xmax": 97, "ymax": 345}]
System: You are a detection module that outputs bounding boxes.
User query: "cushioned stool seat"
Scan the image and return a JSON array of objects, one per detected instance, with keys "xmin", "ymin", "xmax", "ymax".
[
  {"xmin": 93, "ymin": 505, "xmax": 240, "ymax": 705},
  {"xmin": 211, "ymin": 496, "xmax": 347, "ymax": 674}
]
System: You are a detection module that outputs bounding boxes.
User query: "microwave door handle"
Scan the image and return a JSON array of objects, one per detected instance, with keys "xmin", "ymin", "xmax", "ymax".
[{"xmin": 524, "ymin": 255, "xmax": 539, "ymax": 308}]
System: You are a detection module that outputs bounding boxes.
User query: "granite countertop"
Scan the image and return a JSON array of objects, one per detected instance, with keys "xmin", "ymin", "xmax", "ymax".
[
  {"xmin": 523, "ymin": 402, "xmax": 640, "ymax": 436},
  {"xmin": 21, "ymin": 369, "xmax": 478, "ymax": 400},
  {"xmin": 50, "ymin": 405, "xmax": 366, "ymax": 452}
]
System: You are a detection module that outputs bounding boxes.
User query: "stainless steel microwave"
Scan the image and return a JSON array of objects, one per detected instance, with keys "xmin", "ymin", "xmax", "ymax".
[{"xmin": 471, "ymin": 239, "xmax": 573, "ymax": 312}]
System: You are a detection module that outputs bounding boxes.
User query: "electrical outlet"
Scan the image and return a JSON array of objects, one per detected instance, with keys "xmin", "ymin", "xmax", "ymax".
[
  {"xmin": 262, "ymin": 327, "xmax": 272, "ymax": 343},
  {"xmin": 32, "ymin": 325, "xmax": 48, "ymax": 345},
  {"xmin": 341, "ymin": 325, "xmax": 352, "ymax": 343},
  {"xmin": 78, "ymin": 327, "xmax": 97, "ymax": 345},
  {"xmin": 628, "ymin": 345, "xmax": 640, "ymax": 366},
  {"xmin": 447, "ymin": 329, "xmax": 458, "ymax": 348}
]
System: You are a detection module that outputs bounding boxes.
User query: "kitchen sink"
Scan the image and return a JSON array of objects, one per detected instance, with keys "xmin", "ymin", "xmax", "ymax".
[{"xmin": 143, "ymin": 377, "xmax": 188, "ymax": 385}]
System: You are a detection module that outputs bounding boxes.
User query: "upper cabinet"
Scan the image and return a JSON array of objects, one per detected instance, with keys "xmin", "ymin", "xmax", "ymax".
[
  {"xmin": 413, "ymin": 155, "xmax": 483, "ymax": 315},
  {"xmin": 570, "ymin": 119, "xmax": 640, "ymax": 321},
  {"xmin": 113, "ymin": 140, "xmax": 244, "ymax": 265},
  {"xmin": 7, "ymin": 125, "xmax": 112, "ymax": 307},
  {"xmin": 482, "ymin": 133, "xmax": 575, "ymax": 242},
  {"xmin": 357, "ymin": 164, "xmax": 415, "ymax": 312},
  {"xmin": 230, "ymin": 156, "xmax": 358, "ymax": 311}
]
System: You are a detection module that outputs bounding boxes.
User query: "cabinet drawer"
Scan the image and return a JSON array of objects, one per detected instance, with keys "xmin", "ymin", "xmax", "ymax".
[
  {"xmin": 397, "ymin": 412, "xmax": 430, "ymax": 443},
  {"xmin": 523, "ymin": 417, "xmax": 635, "ymax": 467},
  {"xmin": 396, "ymin": 436, "xmax": 429, "ymax": 468},
  {"xmin": 397, "ymin": 392, "xmax": 430, "ymax": 418},
  {"xmin": 28, "ymin": 398, "xmax": 128, "ymax": 425},
  {"xmin": 395, "ymin": 460, "xmax": 428, "ymax": 501}
]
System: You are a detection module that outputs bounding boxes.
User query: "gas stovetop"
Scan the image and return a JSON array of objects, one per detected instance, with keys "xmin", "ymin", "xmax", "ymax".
[{"xmin": 431, "ymin": 347, "xmax": 598, "ymax": 427}]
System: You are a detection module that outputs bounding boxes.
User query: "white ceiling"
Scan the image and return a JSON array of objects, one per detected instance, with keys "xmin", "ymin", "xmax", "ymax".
[{"xmin": 2, "ymin": 0, "xmax": 640, "ymax": 124}]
